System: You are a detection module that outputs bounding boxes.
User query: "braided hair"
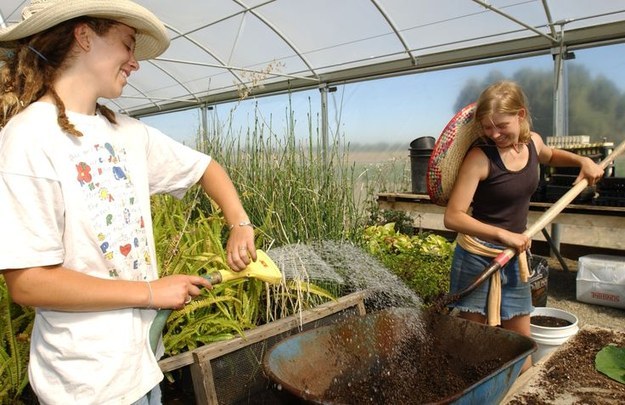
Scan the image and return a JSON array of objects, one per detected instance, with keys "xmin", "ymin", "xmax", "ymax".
[{"xmin": 0, "ymin": 17, "xmax": 119, "ymax": 136}]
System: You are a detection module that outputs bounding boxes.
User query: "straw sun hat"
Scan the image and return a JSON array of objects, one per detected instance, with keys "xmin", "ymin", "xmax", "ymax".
[
  {"xmin": 0, "ymin": 0, "xmax": 169, "ymax": 60},
  {"xmin": 427, "ymin": 103, "xmax": 480, "ymax": 206}
]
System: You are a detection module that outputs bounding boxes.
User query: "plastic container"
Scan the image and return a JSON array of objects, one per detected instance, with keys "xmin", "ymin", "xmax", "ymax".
[
  {"xmin": 410, "ymin": 136, "xmax": 436, "ymax": 150},
  {"xmin": 576, "ymin": 254, "xmax": 625, "ymax": 309},
  {"xmin": 530, "ymin": 307, "xmax": 579, "ymax": 364},
  {"xmin": 409, "ymin": 136, "xmax": 435, "ymax": 194}
]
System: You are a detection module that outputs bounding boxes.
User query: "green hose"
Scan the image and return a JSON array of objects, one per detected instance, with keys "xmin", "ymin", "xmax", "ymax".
[
  {"xmin": 149, "ymin": 271, "xmax": 222, "ymax": 353},
  {"xmin": 148, "ymin": 250, "xmax": 282, "ymax": 353}
]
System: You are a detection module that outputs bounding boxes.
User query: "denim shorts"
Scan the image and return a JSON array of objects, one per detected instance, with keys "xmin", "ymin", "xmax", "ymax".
[
  {"xmin": 449, "ymin": 241, "xmax": 533, "ymax": 320},
  {"xmin": 131, "ymin": 384, "xmax": 161, "ymax": 405}
]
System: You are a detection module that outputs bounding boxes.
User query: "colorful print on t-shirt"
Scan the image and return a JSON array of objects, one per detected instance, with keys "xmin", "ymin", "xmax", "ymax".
[{"xmin": 72, "ymin": 141, "xmax": 151, "ymax": 281}]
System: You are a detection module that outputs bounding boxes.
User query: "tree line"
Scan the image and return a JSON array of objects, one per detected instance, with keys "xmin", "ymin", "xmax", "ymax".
[{"xmin": 453, "ymin": 65, "xmax": 625, "ymax": 147}]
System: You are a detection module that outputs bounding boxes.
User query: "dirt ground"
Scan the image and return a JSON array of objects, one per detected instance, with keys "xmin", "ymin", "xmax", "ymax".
[
  {"xmin": 501, "ymin": 256, "xmax": 625, "ymax": 404},
  {"xmin": 504, "ymin": 326, "xmax": 625, "ymax": 404}
]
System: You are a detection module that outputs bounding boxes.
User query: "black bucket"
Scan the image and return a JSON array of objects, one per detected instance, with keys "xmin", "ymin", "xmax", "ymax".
[{"xmin": 410, "ymin": 136, "xmax": 435, "ymax": 194}]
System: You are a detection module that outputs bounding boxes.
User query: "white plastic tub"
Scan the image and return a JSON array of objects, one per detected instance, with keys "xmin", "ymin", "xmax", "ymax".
[
  {"xmin": 530, "ymin": 307, "xmax": 579, "ymax": 363},
  {"xmin": 576, "ymin": 254, "xmax": 625, "ymax": 309}
]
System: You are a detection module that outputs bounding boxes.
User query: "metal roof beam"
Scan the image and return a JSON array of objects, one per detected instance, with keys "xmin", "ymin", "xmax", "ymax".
[
  {"xmin": 231, "ymin": 0, "xmax": 318, "ymax": 77},
  {"xmin": 129, "ymin": 20, "xmax": 625, "ymax": 117},
  {"xmin": 473, "ymin": 0, "xmax": 558, "ymax": 43},
  {"xmin": 154, "ymin": 57, "xmax": 319, "ymax": 82},
  {"xmin": 370, "ymin": 0, "xmax": 417, "ymax": 65}
]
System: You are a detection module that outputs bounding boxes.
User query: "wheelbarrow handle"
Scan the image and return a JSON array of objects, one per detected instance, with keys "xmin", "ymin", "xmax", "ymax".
[{"xmin": 443, "ymin": 139, "xmax": 625, "ymax": 306}]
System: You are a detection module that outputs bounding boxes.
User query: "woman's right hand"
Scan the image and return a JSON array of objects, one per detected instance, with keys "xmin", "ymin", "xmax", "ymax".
[
  {"xmin": 499, "ymin": 230, "xmax": 531, "ymax": 254},
  {"xmin": 148, "ymin": 275, "xmax": 213, "ymax": 309}
]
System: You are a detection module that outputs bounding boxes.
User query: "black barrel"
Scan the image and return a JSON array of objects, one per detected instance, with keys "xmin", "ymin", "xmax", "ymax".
[{"xmin": 409, "ymin": 136, "xmax": 435, "ymax": 194}]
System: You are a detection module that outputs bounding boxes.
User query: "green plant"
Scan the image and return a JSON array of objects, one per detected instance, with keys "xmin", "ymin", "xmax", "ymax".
[
  {"xmin": 151, "ymin": 191, "xmax": 337, "ymax": 357},
  {"xmin": 0, "ymin": 279, "xmax": 34, "ymax": 404},
  {"xmin": 195, "ymin": 97, "xmax": 367, "ymax": 246},
  {"xmin": 152, "ymin": 191, "xmax": 267, "ymax": 354},
  {"xmin": 361, "ymin": 223, "xmax": 454, "ymax": 303},
  {"xmin": 368, "ymin": 209, "xmax": 416, "ymax": 236}
]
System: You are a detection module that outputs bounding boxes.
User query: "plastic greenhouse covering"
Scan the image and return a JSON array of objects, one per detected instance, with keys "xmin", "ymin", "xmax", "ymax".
[{"xmin": 2, "ymin": 0, "xmax": 625, "ymax": 118}]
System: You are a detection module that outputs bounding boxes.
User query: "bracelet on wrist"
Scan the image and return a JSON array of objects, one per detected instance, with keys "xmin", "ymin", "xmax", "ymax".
[
  {"xmin": 228, "ymin": 221, "xmax": 253, "ymax": 230},
  {"xmin": 146, "ymin": 281, "xmax": 154, "ymax": 309}
]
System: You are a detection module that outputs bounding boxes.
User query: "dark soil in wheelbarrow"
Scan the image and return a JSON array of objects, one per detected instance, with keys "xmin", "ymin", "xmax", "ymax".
[
  {"xmin": 324, "ymin": 345, "xmax": 502, "ymax": 404},
  {"xmin": 322, "ymin": 318, "xmax": 507, "ymax": 404}
]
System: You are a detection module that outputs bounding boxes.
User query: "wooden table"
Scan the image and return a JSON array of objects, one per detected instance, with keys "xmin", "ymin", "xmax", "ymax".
[{"xmin": 376, "ymin": 192, "xmax": 625, "ymax": 252}]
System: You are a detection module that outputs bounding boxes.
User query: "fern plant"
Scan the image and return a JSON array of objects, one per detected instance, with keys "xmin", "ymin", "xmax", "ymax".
[
  {"xmin": 151, "ymin": 191, "xmax": 337, "ymax": 357},
  {"xmin": 0, "ymin": 279, "xmax": 34, "ymax": 404}
]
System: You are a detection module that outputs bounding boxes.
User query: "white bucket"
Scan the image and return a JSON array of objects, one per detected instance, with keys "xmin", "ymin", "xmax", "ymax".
[{"xmin": 530, "ymin": 307, "xmax": 579, "ymax": 364}]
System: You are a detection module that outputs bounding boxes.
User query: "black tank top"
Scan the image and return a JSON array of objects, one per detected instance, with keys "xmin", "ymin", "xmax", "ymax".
[{"xmin": 471, "ymin": 139, "xmax": 540, "ymax": 234}]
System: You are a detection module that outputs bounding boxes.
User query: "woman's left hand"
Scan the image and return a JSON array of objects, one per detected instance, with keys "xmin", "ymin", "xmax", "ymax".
[
  {"xmin": 575, "ymin": 157, "xmax": 604, "ymax": 186},
  {"xmin": 225, "ymin": 224, "xmax": 256, "ymax": 271}
]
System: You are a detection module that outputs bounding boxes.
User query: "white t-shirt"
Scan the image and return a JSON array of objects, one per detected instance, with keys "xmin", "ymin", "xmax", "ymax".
[{"xmin": 0, "ymin": 102, "xmax": 211, "ymax": 405}]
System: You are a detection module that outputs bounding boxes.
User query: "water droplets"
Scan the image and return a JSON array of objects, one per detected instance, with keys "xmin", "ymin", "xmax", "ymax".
[{"xmin": 268, "ymin": 241, "xmax": 424, "ymax": 310}]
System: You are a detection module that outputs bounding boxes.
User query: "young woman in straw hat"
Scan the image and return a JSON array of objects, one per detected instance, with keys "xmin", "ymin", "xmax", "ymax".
[
  {"xmin": 442, "ymin": 81, "xmax": 603, "ymax": 373},
  {"xmin": 0, "ymin": 1, "xmax": 256, "ymax": 403}
]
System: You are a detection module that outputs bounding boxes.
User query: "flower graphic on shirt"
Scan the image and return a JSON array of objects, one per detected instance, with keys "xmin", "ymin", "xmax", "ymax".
[
  {"xmin": 76, "ymin": 162, "xmax": 92, "ymax": 185},
  {"xmin": 99, "ymin": 187, "xmax": 114, "ymax": 202},
  {"xmin": 104, "ymin": 143, "xmax": 117, "ymax": 163},
  {"xmin": 75, "ymin": 140, "xmax": 151, "ymax": 281}
]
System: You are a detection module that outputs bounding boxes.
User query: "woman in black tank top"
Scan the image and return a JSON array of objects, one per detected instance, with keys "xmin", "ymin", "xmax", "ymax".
[{"xmin": 443, "ymin": 81, "xmax": 604, "ymax": 374}]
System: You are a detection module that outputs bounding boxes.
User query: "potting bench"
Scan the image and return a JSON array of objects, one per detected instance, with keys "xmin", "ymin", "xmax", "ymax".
[{"xmin": 376, "ymin": 192, "xmax": 625, "ymax": 254}]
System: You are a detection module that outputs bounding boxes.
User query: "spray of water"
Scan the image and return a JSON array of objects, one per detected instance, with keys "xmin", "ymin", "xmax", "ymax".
[{"xmin": 268, "ymin": 240, "xmax": 423, "ymax": 310}]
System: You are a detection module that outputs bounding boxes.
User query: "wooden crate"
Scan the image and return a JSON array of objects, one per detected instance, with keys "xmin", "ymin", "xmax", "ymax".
[{"xmin": 158, "ymin": 290, "xmax": 367, "ymax": 404}]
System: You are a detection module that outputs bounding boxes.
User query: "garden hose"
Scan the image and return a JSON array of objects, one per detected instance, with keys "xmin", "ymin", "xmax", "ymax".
[{"xmin": 149, "ymin": 249, "xmax": 282, "ymax": 353}]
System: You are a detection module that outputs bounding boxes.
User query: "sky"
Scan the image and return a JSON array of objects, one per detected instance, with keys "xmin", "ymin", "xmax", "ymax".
[{"xmin": 141, "ymin": 43, "xmax": 625, "ymax": 148}]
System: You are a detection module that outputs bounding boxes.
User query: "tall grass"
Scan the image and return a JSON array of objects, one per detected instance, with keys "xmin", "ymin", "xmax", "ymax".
[{"xmin": 194, "ymin": 97, "xmax": 372, "ymax": 246}]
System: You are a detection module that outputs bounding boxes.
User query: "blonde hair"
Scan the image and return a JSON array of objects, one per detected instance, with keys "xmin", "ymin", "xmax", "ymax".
[
  {"xmin": 470, "ymin": 80, "xmax": 533, "ymax": 144},
  {"xmin": 0, "ymin": 17, "xmax": 118, "ymax": 136}
]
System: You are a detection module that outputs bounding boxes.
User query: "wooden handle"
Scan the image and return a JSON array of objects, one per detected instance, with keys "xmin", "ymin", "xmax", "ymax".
[{"xmin": 524, "ymin": 140, "xmax": 625, "ymax": 238}]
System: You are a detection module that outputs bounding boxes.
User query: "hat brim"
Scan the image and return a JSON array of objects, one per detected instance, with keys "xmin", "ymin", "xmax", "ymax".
[
  {"xmin": 0, "ymin": 0, "xmax": 169, "ymax": 60},
  {"xmin": 427, "ymin": 103, "xmax": 479, "ymax": 206}
]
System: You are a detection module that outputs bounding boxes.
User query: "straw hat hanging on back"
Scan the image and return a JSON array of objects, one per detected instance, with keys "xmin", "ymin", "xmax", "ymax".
[
  {"xmin": 427, "ymin": 103, "xmax": 481, "ymax": 206},
  {"xmin": 0, "ymin": 0, "xmax": 169, "ymax": 60}
]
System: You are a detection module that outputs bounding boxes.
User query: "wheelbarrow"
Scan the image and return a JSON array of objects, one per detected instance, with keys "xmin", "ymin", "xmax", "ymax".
[{"xmin": 263, "ymin": 308, "xmax": 536, "ymax": 404}]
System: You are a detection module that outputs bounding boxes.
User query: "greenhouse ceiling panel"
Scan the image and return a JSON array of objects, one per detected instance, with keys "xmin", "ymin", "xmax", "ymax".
[{"xmin": 2, "ymin": 0, "xmax": 625, "ymax": 116}]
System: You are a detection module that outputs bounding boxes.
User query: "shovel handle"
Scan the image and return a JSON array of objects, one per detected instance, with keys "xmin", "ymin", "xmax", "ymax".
[
  {"xmin": 442, "ymin": 248, "xmax": 516, "ymax": 305},
  {"xmin": 445, "ymin": 139, "xmax": 625, "ymax": 306},
  {"xmin": 149, "ymin": 271, "xmax": 222, "ymax": 354},
  {"xmin": 524, "ymin": 139, "xmax": 625, "ymax": 239}
]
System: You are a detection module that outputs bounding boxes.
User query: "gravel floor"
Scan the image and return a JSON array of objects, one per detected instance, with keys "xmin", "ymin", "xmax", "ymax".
[{"xmin": 541, "ymin": 256, "xmax": 625, "ymax": 330}]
